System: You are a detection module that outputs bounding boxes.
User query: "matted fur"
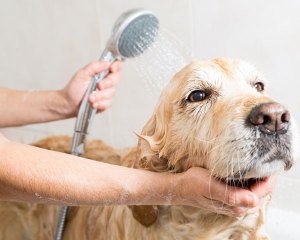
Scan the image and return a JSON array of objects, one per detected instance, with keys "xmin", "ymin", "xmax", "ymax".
[{"xmin": 0, "ymin": 58, "xmax": 297, "ymax": 240}]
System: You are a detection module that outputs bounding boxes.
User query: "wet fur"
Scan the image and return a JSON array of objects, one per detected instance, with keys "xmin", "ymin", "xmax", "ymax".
[{"xmin": 0, "ymin": 59, "xmax": 297, "ymax": 240}]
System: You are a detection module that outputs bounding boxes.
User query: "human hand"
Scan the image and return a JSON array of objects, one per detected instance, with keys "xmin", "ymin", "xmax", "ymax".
[
  {"xmin": 61, "ymin": 60, "xmax": 122, "ymax": 117},
  {"xmin": 175, "ymin": 167, "xmax": 276, "ymax": 217},
  {"xmin": 250, "ymin": 174, "xmax": 276, "ymax": 208}
]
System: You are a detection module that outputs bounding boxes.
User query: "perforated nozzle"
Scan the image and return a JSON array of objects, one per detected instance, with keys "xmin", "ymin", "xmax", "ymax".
[{"xmin": 108, "ymin": 9, "xmax": 159, "ymax": 59}]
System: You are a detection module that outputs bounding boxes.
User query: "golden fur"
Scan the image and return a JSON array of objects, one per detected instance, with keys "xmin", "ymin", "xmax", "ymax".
[{"xmin": 0, "ymin": 58, "xmax": 297, "ymax": 240}]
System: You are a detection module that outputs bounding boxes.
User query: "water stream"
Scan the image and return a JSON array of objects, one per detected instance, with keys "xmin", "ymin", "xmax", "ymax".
[{"xmin": 129, "ymin": 28, "xmax": 192, "ymax": 98}]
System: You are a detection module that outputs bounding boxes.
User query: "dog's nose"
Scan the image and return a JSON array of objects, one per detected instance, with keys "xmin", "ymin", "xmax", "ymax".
[{"xmin": 248, "ymin": 102, "xmax": 290, "ymax": 134}]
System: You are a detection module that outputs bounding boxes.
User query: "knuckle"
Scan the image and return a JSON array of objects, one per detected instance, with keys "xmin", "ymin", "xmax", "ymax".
[
  {"xmin": 78, "ymin": 68, "xmax": 86, "ymax": 76},
  {"xmin": 90, "ymin": 61, "xmax": 101, "ymax": 71},
  {"xmin": 88, "ymin": 61, "xmax": 106, "ymax": 72}
]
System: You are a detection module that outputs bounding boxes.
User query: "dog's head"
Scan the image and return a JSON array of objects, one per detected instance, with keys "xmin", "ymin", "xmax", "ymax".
[{"xmin": 136, "ymin": 58, "xmax": 298, "ymax": 187}]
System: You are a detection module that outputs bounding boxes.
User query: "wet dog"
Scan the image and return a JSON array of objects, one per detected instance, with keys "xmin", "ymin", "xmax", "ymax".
[{"xmin": 0, "ymin": 58, "xmax": 297, "ymax": 239}]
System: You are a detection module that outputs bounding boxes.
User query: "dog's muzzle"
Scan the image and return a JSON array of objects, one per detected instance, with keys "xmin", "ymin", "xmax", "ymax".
[{"xmin": 246, "ymin": 101, "xmax": 293, "ymax": 171}]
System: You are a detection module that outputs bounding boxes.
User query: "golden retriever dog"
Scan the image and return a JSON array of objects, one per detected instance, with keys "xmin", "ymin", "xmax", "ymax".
[{"xmin": 0, "ymin": 58, "xmax": 298, "ymax": 240}]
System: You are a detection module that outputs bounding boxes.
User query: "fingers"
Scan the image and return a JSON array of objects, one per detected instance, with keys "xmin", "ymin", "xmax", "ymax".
[
  {"xmin": 203, "ymin": 175, "xmax": 277, "ymax": 217},
  {"xmin": 82, "ymin": 60, "xmax": 121, "ymax": 91},
  {"xmin": 98, "ymin": 71, "xmax": 122, "ymax": 90},
  {"xmin": 212, "ymin": 204, "xmax": 249, "ymax": 218},
  {"xmin": 182, "ymin": 168, "xmax": 259, "ymax": 216},
  {"xmin": 81, "ymin": 61, "xmax": 111, "ymax": 78},
  {"xmin": 213, "ymin": 175, "xmax": 277, "ymax": 209},
  {"xmin": 177, "ymin": 167, "xmax": 273, "ymax": 218},
  {"xmin": 202, "ymin": 182, "xmax": 258, "ymax": 217},
  {"xmin": 215, "ymin": 186, "xmax": 257, "ymax": 208},
  {"xmin": 250, "ymin": 175, "xmax": 277, "ymax": 197},
  {"xmin": 212, "ymin": 192, "xmax": 256, "ymax": 217},
  {"xmin": 110, "ymin": 61, "xmax": 122, "ymax": 73},
  {"xmin": 247, "ymin": 175, "xmax": 276, "ymax": 208},
  {"xmin": 92, "ymin": 99, "xmax": 112, "ymax": 112},
  {"xmin": 195, "ymin": 169, "xmax": 258, "ymax": 208},
  {"xmin": 88, "ymin": 69, "xmax": 121, "ymax": 112},
  {"xmin": 88, "ymin": 88, "xmax": 115, "ymax": 111},
  {"xmin": 83, "ymin": 61, "xmax": 122, "ymax": 112},
  {"xmin": 79, "ymin": 60, "xmax": 122, "ymax": 78},
  {"xmin": 63, "ymin": 60, "xmax": 122, "ymax": 115}
]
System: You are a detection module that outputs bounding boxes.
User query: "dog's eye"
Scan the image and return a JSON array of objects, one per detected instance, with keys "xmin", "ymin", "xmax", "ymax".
[
  {"xmin": 187, "ymin": 90, "xmax": 207, "ymax": 102},
  {"xmin": 254, "ymin": 82, "xmax": 264, "ymax": 92}
]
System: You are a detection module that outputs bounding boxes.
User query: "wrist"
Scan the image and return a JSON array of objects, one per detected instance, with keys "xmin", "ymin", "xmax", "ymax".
[
  {"xmin": 168, "ymin": 169, "xmax": 203, "ymax": 206},
  {"xmin": 56, "ymin": 89, "xmax": 78, "ymax": 118},
  {"xmin": 140, "ymin": 171, "xmax": 184, "ymax": 206},
  {"xmin": 122, "ymin": 170, "xmax": 178, "ymax": 206},
  {"xmin": 167, "ymin": 172, "xmax": 186, "ymax": 205}
]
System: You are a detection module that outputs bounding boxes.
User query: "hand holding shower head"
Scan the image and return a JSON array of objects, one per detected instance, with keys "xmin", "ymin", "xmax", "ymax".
[{"xmin": 72, "ymin": 9, "xmax": 159, "ymax": 156}]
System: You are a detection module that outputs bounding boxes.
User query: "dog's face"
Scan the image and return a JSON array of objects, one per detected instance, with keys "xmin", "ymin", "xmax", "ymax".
[{"xmin": 139, "ymin": 58, "xmax": 298, "ymax": 187}]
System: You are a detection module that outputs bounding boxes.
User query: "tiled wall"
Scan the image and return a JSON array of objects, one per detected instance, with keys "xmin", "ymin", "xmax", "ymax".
[{"xmin": 0, "ymin": 0, "xmax": 299, "ymax": 237}]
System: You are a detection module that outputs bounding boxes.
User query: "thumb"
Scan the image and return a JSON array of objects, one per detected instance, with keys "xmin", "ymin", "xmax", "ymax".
[
  {"xmin": 82, "ymin": 61, "xmax": 111, "ymax": 78},
  {"xmin": 201, "ymin": 173, "xmax": 259, "ymax": 208}
]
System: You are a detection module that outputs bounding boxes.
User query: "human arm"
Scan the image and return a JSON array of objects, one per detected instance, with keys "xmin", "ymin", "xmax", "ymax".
[
  {"xmin": 0, "ymin": 134, "xmax": 272, "ymax": 217},
  {"xmin": 0, "ymin": 134, "xmax": 166, "ymax": 205},
  {"xmin": 0, "ymin": 61, "xmax": 122, "ymax": 127}
]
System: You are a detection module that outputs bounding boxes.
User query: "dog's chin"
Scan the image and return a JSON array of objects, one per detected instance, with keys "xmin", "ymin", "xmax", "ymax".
[
  {"xmin": 219, "ymin": 134, "xmax": 294, "ymax": 189},
  {"xmin": 221, "ymin": 157, "xmax": 291, "ymax": 189},
  {"xmin": 223, "ymin": 176, "xmax": 270, "ymax": 190}
]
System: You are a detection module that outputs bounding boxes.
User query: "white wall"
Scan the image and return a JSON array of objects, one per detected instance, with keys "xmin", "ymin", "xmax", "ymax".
[
  {"xmin": 0, "ymin": 0, "xmax": 299, "ymax": 238},
  {"xmin": 1, "ymin": 0, "xmax": 299, "ymax": 146}
]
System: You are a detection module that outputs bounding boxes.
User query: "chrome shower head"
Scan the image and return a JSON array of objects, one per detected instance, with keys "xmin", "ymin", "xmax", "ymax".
[{"xmin": 105, "ymin": 8, "xmax": 159, "ymax": 59}]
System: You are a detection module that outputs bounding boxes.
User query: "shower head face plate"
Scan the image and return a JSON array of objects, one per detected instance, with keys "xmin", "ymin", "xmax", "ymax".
[{"xmin": 109, "ymin": 9, "xmax": 159, "ymax": 59}]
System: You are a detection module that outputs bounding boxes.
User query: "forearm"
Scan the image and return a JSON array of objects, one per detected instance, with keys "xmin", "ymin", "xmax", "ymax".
[
  {"xmin": 0, "ymin": 87, "xmax": 72, "ymax": 127},
  {"xmin": 0, "ymin": 136, "xmax": 177, "ymax": 205}
]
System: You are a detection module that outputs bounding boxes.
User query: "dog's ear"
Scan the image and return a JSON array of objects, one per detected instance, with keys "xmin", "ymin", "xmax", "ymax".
[
  {"xmin": 129, "ymin": 205, "xmax": 159, "ymax": 227},
  {"xmin": 135, "ymin": 97, "xmax": 173, "ymax": 170},
  {"xmin": 129, "ymin": 98, "xmax": 173, "ymax": 227}
]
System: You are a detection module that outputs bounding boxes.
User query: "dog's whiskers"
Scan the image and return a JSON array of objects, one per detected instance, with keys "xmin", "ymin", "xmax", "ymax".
[{"xmin": 208, "ymin": 166, "xmax": 227, "ymax": 222}]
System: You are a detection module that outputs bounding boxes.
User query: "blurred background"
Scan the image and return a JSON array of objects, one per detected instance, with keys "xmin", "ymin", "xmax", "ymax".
[{"xmin": 0, "ymin": 0, "xmax": 299, "ymax": 239}]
